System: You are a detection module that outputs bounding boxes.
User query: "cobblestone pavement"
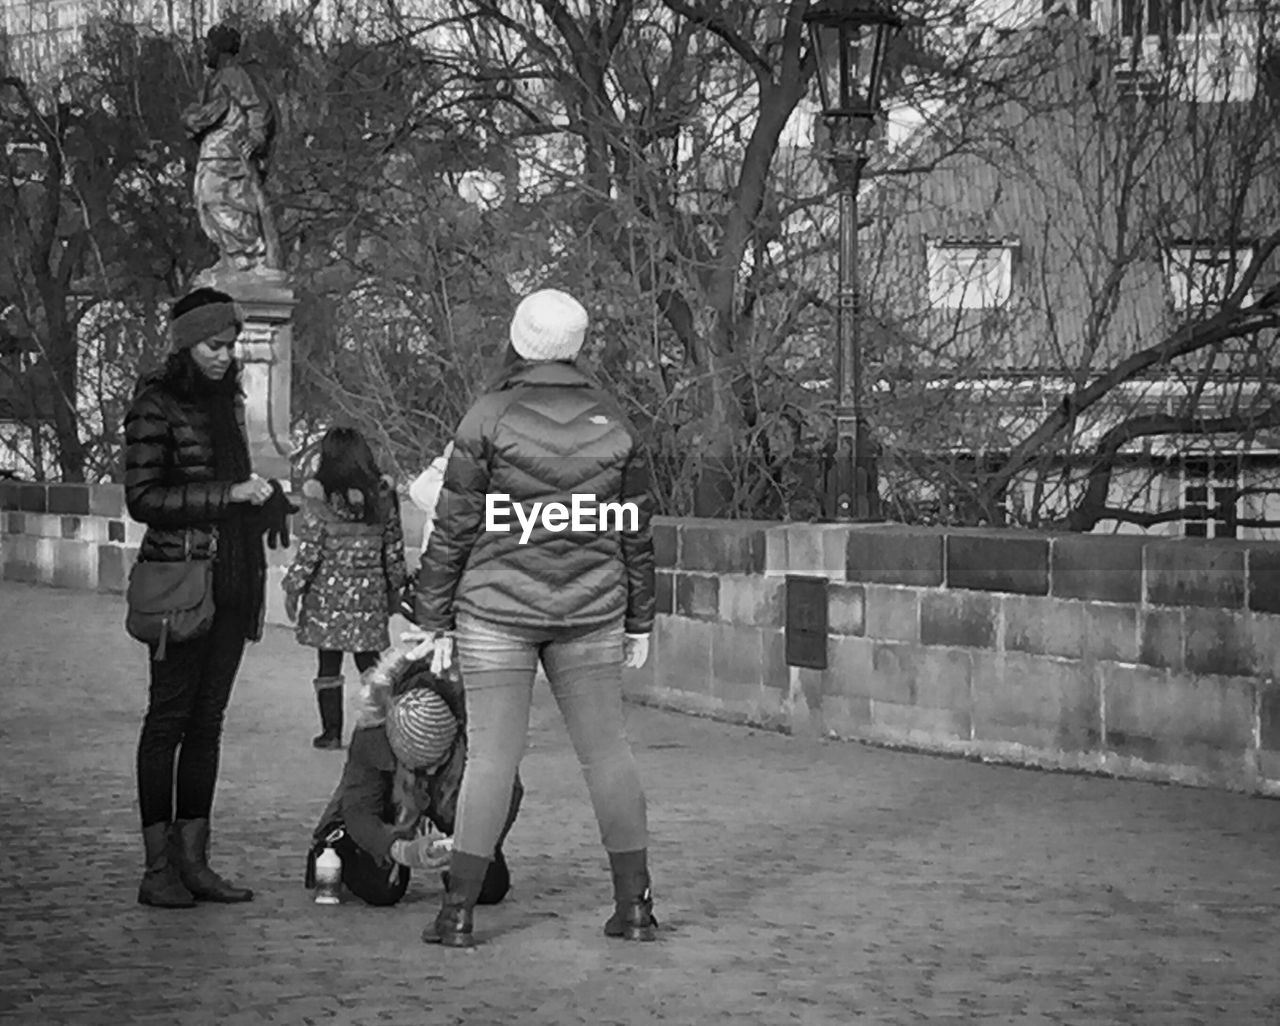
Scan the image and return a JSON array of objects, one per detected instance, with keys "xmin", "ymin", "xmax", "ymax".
[{"xmin": 3, "ymin": 580, "xmax": 1280, "ymax": 1025}]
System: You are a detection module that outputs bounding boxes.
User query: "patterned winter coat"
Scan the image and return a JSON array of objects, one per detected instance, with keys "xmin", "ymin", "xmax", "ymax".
[{"xmin": 283, "ymin": 476, "xmax": 408, "ymax": 653}]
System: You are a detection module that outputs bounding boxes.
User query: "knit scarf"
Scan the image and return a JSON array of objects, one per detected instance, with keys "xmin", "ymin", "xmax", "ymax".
[{"xmin": 190, "ymin": 368, "xmax": 266, "ymax": 641}]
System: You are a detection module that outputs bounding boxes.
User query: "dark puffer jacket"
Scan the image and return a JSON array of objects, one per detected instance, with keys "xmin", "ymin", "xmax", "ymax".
[
  {"xmin": 123, "ymin": 371, "xmax": 241, "ymax": 562},
  {"xmin": 416, "ymin": 360, "xmax": 655, "ymax": 635}
]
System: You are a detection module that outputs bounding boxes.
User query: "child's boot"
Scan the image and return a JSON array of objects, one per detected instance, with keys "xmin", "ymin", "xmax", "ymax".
[{"xmin": 312, "ymin": 675, "xmax": 344, "ymax": 749}]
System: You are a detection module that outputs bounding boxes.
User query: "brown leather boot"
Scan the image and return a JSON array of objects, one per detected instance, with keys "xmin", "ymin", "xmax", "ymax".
[
  {"xmin": 137, "ymin": 823, "xmax": 196, "ymax": 908},
  {"xmin": 604, "ymin": 849, "xmax": 658, "ymax": 941},
  {"xmin": 422, "ymin": 851, "xmax": 490, "ymax": 948},
  {"xmin": 172, "ymin": 818, "xmax": 253, "ymax": 903}
]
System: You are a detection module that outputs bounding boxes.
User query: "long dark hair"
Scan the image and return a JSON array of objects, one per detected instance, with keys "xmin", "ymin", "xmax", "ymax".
[
  {"xmin": 314, "ymin": 426, "xmax": 388, "ymax": 524},
  {"xmin": 159, "ymin": 349, "xmax": 242, "ymax": 398},
  {"xmin": 159, "ymin": 287, "xmax": 242, "ymax": 398}
]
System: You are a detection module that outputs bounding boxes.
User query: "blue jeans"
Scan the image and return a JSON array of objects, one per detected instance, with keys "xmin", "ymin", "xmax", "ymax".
[{"xmin": 452, "ymin": 612, "xmax": 648, "ymax": 859}]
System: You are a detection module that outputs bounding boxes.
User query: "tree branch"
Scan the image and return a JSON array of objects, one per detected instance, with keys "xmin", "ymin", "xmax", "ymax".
[
  {"xmin": 988, "ymin": 266, "xmax": 1280, "ymax": 504},
  {"xmin": 659, "ymin": 0, "xmax": 773, "ymax": 85},
  {"xmin": 537, "ymin": 0, "xmax": 591, "ymax": 62},
  {"xmin": 1067, "ymin": 506, "xmax": 1192, "ymax": 529},
  {"xmin": 1063, "ymin": 402, "xmax": 1280, "ymax": 532},
  {"xmin": 605, "ymin": 0, "xmax": 637, "ymax": 52}
]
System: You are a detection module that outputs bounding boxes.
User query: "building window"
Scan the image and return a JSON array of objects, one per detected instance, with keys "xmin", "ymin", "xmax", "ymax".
[
  {"xmin": 1166, "ymin": 244, "xmax": 1253, "ymax": 312},
  {"xmin": 1099, "ymin": 0, "xmax": 1253, "ymax": 100},
  {"xmin": 1043, "ymin": 0, "xmax": 1094, "ymax": 17},
  {"xmin": 1115, "ymin": 0, "xmax": 1226, "ymax": 38},
  {"xmin": 1183, "ymin": 454, "xmax": 1239, "ymax": 538},
  {"xmin": 925, "ymin": 239, "xmax": 1017, "ymax": 310}
]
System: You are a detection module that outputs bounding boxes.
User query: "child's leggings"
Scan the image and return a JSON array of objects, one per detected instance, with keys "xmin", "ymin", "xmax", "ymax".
[{"xmin": 316, "ymin": 650, "xmax": 380, "ymax": 678}]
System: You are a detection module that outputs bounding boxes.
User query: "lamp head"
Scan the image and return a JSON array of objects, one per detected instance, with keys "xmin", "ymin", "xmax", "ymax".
[{"xmin": 804, "ymin": 0, "xmax": 903, "ymax": 120}]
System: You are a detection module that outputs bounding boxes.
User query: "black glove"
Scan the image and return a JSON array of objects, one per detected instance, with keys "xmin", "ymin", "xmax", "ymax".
[{"xmin": 257, "ymin": 479, "xmax": 299, "ymax": 549}]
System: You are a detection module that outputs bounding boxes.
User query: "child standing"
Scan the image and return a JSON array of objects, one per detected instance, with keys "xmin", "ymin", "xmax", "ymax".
[
  {"xmin": 396, "ymin": 441, "xmax": 452, "ymax": 621},
  {"xmin": 408, "ymin": 440, "xmax": 454, "ymax": 553},
  {"xmin": 284, "ymin": 427, "xmax": 408, "ymax": 749}
]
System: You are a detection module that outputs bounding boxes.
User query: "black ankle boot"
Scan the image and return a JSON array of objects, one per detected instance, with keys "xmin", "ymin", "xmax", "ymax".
[
  {"xmin": 173, "ymin": 818, "xmax": 253, "ymax": 903},
  {"xmin": 137, "ymin": 823, "xmax": 196, "ymax": 908},
  {"xmin": 604, "ymin": 849, "xmax": 658, "ymax": 941},
  {"xmin": 423, "ymin": 851, "xmax": 490, "ymax": 948}
]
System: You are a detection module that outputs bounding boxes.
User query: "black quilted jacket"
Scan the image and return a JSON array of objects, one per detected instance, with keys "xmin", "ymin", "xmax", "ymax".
[
  {"xmin": 416, "ymin": 360, "xmax": 656, "ymax": 635},
  {"xmin": 123, "ymin": 371, "xmax": 241, "ymax": 562}
]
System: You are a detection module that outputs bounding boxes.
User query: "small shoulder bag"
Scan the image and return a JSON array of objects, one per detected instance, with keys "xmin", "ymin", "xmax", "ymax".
[{"xmin": 125, "ymin": 527, "xmax": 218, "ymax": 661}]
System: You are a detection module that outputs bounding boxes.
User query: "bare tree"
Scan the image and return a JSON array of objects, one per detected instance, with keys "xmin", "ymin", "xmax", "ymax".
[
  {"xmin": 0, "ymin": 19, "xmax": 206, "ymax": 481},
  {"xmin": 393, "ymin": 0, "xmax": 1006, "ymax": 515},
  {"xmin": 863, "ymin": 12, "xmax": 1280, "ymax": 532}
]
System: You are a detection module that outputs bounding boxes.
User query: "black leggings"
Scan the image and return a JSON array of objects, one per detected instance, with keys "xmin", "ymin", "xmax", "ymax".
[
  {"xmin": 316, "ymin": 649, "xmax": 380, "ymax": 679},
  {"xmin": 137, "ymin": 610, "xmax": 247, "ymax": 828},
  {"xmin": 335, "ymin": 834, "xmax": 410, "ymax": 907}
]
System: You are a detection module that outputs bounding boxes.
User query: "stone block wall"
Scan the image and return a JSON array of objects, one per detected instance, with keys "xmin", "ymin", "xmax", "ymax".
[
  {"xmin": 0, "ymin": 482, "xmax": 433, "ymax": 629},
  {"xmin": 624, "ymin": 520, "xmax": 1280, "ymax": 796},
  {"xmin": 5, "ymin": 482, "xmax": 1280, "ymax": 795}
]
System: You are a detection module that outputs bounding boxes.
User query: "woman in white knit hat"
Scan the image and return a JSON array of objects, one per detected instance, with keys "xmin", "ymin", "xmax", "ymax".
[
  {"xmin": 413, "ymin": 287, "xmax": 657, "ymax": 948},
  {"xmin": 306, "ymin": 647, "xmax": 523, "ymax": 907}
]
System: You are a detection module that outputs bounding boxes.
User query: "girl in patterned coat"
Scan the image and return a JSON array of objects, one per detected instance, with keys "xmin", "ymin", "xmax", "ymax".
[{"xmin": 283, "ymin": 427, "xmax": 408, "ymax": 749}]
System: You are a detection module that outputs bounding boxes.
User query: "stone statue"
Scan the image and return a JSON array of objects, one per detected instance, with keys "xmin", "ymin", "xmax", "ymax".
[{"xmin": 181, "ymin": 24, "xmax": 281, "ymax": 274}]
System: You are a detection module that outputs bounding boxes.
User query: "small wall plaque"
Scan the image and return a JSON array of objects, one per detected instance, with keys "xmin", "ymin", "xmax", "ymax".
[{"xmin": 785, "ymin": 574, "xmax": 828, "ymax": 669}]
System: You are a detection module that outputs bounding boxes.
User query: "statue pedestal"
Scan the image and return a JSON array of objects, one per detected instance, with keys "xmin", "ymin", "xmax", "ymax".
[{"xmin": 194, "ymin": 266, "xmax": 295, "ymax": 483}]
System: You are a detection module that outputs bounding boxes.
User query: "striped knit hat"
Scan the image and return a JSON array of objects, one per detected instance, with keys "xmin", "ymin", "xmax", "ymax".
[{"xmin": 385, "ymin": 689, "xmax": 457, "ymax": 770}]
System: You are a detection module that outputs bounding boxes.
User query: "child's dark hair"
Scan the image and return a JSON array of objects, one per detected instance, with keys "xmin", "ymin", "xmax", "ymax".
[{"xmin": 315, "ymin": 426, "xmax": 388, "ymax": 524}]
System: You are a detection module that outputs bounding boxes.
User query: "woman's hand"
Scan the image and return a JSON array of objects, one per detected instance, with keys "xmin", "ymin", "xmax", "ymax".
[
  {"xmin": 229, "ymin": 474, "xmax": 273, "ymax": 505},
  {"xmin": 623, "ymin": 633, "xmax": 651, "ymax": 669},
  {"xmin": 400, "ymin": 630, "xmax": 454, "ymax": 674},
  {"xmin": 389, "ymin": 836, "xmax": 453, "ymax": 870},
  {"xmin": 428, "ymin": 634, "xmax": 454, "ymax": 675}
]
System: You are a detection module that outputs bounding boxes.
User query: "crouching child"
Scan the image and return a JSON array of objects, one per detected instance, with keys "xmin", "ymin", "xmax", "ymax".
[{"xmin": 305, "ymin": 647, "xmax": 522, "ymax": 906}]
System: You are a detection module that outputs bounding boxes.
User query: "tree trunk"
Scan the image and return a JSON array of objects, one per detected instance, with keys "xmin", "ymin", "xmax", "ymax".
[
  {"xmin": 690, "ymin": 351, "xmax": 747, "ymax": 516},
  {"xmin": 46, "ymin": 319, "xmax": 85, "ymax": 483}
]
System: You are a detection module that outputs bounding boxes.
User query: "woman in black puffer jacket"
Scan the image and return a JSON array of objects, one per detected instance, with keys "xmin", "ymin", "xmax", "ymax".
[
  {"xmin": 124, "ymin": 286, "xmax": 280, "ymax": 909},
  {"xmin": 414, "ymin": 288, "xmax": 657, "ymax": 949}
]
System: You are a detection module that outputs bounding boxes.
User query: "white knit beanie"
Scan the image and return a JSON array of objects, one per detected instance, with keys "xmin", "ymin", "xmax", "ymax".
[{"xmin": 509, "ymin": 288, "xmax": 589, "ymax": 362}]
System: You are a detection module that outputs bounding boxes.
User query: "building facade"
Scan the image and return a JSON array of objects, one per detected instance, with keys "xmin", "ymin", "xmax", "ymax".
[
  {"xmin": 1, "ymin": 1, "xmax": 222, "ymax": 80},
  {"xmin": 862, "ymin": 8, "xmax": 1280, "ymax": 538},
  {"xmin": 0, "ymin": 0, "xmax": 438, "ymax": 85}
]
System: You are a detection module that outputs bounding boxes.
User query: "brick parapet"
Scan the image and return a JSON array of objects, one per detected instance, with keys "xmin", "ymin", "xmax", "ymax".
[{"xmin": 635, "ymin": 518, "xmax": 1280, "ymax": 796}]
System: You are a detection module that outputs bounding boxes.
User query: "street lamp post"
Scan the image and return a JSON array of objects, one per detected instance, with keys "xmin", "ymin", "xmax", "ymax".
[{"xmin": 804, "ymin": 0, "xmax": 902, "ymax": 521}]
